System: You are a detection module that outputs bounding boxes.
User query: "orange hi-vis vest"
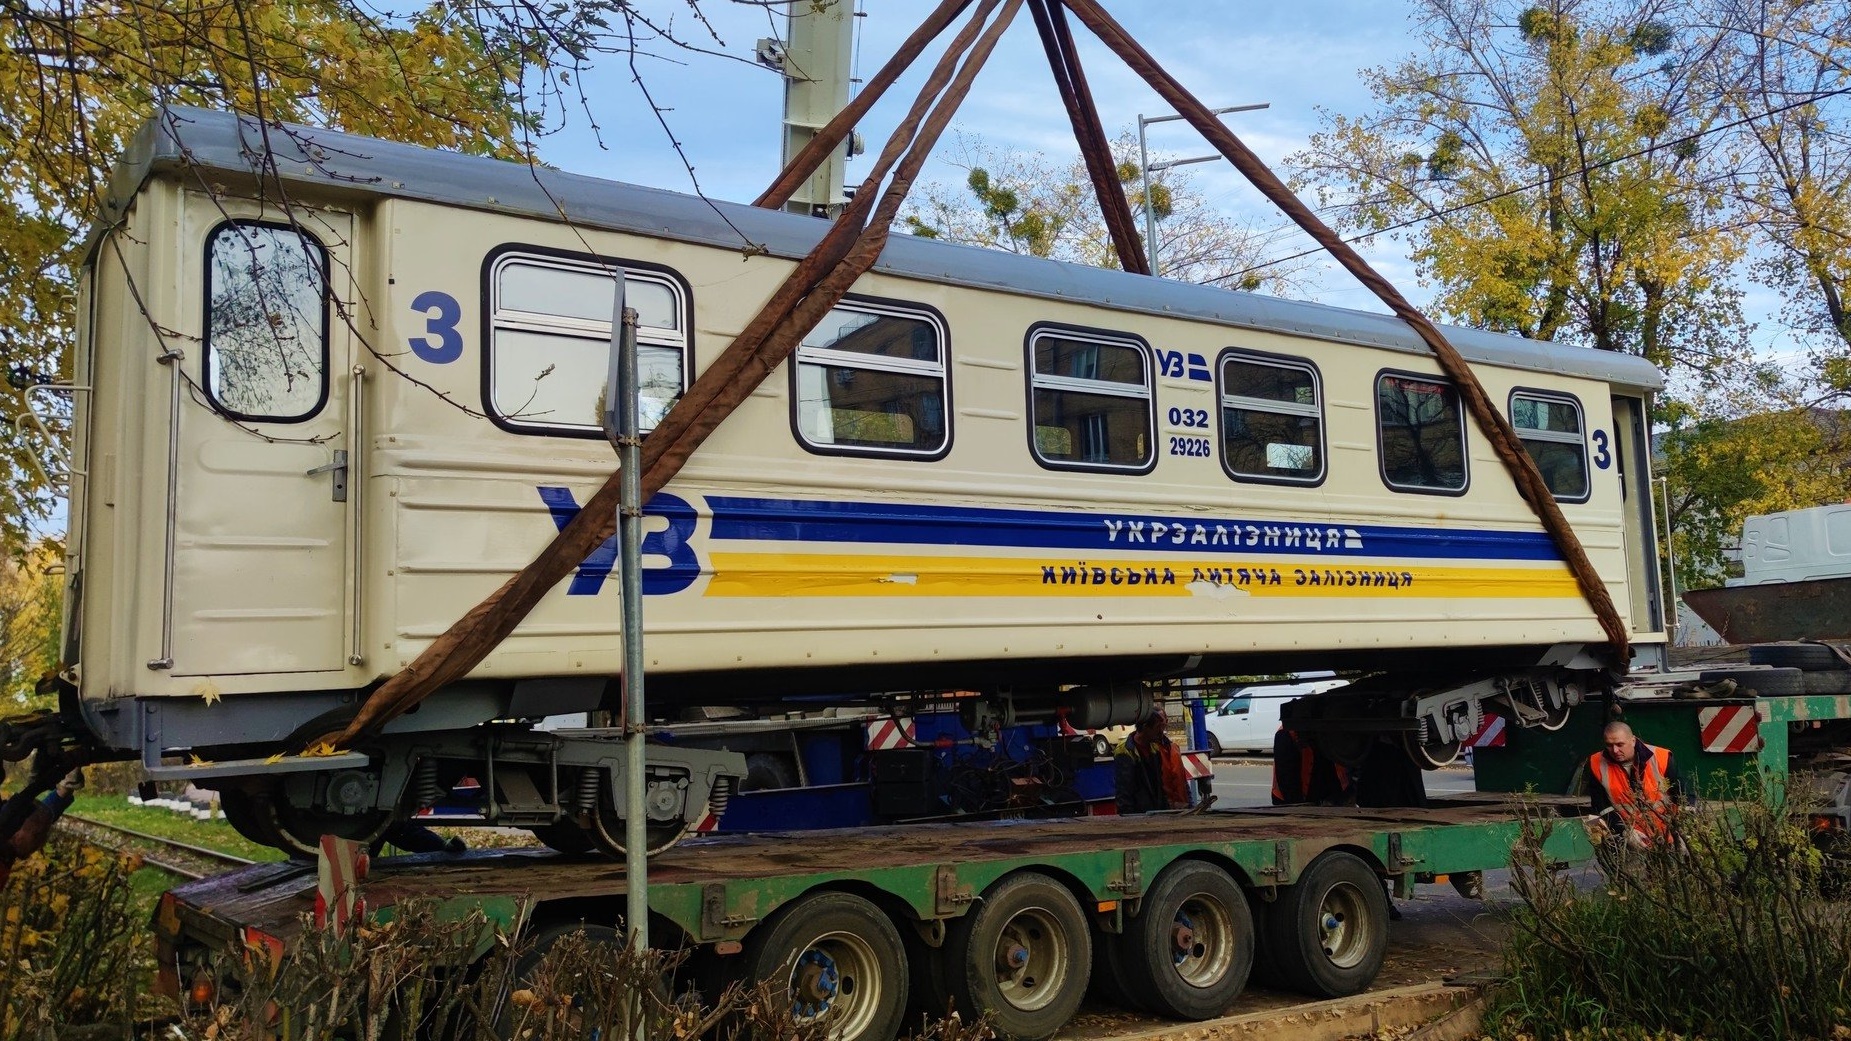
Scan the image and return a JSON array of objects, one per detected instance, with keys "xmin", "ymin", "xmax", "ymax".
[
  {"xmin": 1589, "ymin": 744, "xmax": 1674, "ymax": 839},
  {"xmin": 1272, "ymin": 731, "xmax": 1350, "ymax": 804}
]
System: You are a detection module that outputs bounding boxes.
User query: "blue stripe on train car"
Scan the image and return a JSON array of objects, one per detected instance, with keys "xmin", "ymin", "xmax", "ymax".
[{"xmin": 706, "ymin": 496, "xmax": 1563, "ymax": 561}]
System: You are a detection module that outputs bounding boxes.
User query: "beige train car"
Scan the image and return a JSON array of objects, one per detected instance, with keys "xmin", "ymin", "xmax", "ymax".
[{"xmin": 50, "ymin": 109, "xmax": 1663, "ymax": 847}]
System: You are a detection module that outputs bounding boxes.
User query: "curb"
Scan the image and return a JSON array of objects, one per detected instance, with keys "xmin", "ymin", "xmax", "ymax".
[{"xmin": 1105, "ymin": 981, "xmax": 1483, "ymax": 1041}]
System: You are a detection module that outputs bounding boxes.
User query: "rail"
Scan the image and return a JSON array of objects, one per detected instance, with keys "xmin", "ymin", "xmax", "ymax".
[{"xmin": 60, "ymin": 813, "xmax": 257, "ymax": 881}]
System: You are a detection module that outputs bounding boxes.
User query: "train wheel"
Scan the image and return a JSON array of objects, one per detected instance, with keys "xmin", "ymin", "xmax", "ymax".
[
  {"xmin": 946, "ymin": 872, "xmax": 1090, "ymax": 1040},
  {"xmin": 1400, "ymin": 732, "xmax": 1462, "ymax": 770},
  {"xmin": 265, "ymin": 790, "xmax": 394, "ymax": 860},
  {"xmin": 587, "ymin": 796, "xmax": 690, "ymax": 858},
  {"xmin": 1121, "ymin": 860, "xmax": 1254, "ymax": 1020},
  {"xmin": 585, "ymin": 768, "xmax": 699, "ymax": 857},
  {"xmin": 741, "ymin": 891, "xmax": 907, "ymax": 1041},
  {"xmin": 1261, "ymin": 852, "xmax": 1388, "ymax": 998},
  {"xmin": 529, "ymin": 823, "xmax": 594, "ymax": 854},
  {"xmin": 219, "ymin": 785, "xmax": 290, "ymax": 850},
  {"xmin": 1316, "ymin": 731, "xmax": 1371, "ymax": 769}
]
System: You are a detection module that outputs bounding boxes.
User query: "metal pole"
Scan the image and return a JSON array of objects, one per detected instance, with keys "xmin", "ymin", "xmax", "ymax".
[
  {"xmin": 603, "ymin": 276, "xmax": 649, "ymax": 952},
  {"xmin": 1133, "ymin": 103, "xmax": 1268, "ymax": 279},
  {"xmin": 1659, "ymin": 475, "xmax": 1679, "ymax": 644},
  {"xmin": 618, "ymin": 306, "xmax": 648, "ymax": 951},
  {"xmin": 1138, "ymin": 115, "xmax": 1157, "ymax": 275}
]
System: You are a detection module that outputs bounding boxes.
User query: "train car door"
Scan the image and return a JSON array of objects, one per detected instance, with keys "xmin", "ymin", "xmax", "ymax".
[{"xmin": 164, "ymin": 201, "xmax": 356, "ymax": 678}]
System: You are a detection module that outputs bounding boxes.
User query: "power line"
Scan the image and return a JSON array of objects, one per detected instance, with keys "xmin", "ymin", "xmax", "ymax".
[{"xmin": 1232, "ymin": 83, "xmax": 1851, "ymax": 280}]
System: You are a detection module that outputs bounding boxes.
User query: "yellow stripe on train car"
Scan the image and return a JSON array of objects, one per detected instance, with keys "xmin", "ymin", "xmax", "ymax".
[{"xmin": 703, "ymin": 553, "xmax": 1580, "ymax": 599}]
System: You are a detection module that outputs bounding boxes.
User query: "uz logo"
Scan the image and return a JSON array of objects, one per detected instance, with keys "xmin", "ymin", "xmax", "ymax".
[
  {"xmin": 1156, "ymin": 350, "xmax": 1211, "ymax": 382},
  {"xmin": 536, "ymin": 487, "xmax": 700, "ymax": 596}
]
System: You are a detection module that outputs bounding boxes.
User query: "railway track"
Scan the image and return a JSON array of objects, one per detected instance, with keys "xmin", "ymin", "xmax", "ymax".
[{"xmin": 60, "ymin": 813, "xmax": 257, "ymax": 880}]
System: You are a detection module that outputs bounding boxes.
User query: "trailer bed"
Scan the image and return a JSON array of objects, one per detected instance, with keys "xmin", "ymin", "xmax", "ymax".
[{"xmin": 166, "ymin": 795, "xmax": 1589, "ymax": 950}]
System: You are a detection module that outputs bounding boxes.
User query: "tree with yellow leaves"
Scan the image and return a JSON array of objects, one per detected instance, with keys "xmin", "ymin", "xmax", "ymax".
[
  {"xmin": 0, "ymin": 540, "xmax": 62, "ymax": 709},
  {"xmin": 0, "ymin": 0, "xmax": 656, "ymax": 553},
  {"xmin": 1289, "ymin": 0, "xmax": 1748, "ymax": 375}
]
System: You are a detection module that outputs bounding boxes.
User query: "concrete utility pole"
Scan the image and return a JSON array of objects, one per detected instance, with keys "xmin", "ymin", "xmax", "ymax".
[{"xmin": 762, "ymin": 1, "xmax": 862, "ymax": 217}]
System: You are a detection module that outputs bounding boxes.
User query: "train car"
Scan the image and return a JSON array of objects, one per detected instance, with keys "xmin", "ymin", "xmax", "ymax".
[{"xmin": 30, "ymin": 107, "xmax": 1665, "ymax": 854}]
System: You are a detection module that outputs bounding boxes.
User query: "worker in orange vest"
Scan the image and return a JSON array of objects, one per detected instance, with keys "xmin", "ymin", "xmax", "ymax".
[
  {"xmin": 1588, "ymin": 720, "xmax": 1688, "ymax": 846},
  {"xmin": 1115, "ymin": 709, "xmax": 1193, "ymax": 814},
  {"xmin": 1271, "ymin": 728, "xmax": 1353, "ymax": 806}
]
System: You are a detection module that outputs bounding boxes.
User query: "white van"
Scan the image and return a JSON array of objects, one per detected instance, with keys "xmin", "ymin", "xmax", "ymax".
[
  {"xmin": 1730, "ymin": 503, "xmax": 1851, "ymax": 585},
  {"xmin": 1205, "ymin": 678, "xmax": 1350, "ymax": 756}
]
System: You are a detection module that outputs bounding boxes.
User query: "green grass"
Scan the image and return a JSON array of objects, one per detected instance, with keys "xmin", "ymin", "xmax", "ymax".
[{"xmin": 70, "ymin": 794, "xmax": 288, "ymax": 863}]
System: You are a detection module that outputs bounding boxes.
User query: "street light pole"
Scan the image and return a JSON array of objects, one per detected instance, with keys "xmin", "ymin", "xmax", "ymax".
[
  {"xmin": 1137, "ymin": 103, "xmax": 1268, "ymax": 275},
  {"xmin": 1659, "ymin": 475, "xmax": 1679, "ymax": 646}
]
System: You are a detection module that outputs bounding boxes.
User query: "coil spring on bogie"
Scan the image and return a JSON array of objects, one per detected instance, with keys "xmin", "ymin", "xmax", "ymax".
[
  {"xmin": 576, "ymin": 766, "xmax": 601, "ymax": 813},
  {"xmin": 707, "ymin": 776, "xmax": 734, "ymax": 822},
  {"xmin": 410, "ymin": 758, "xmax": 443, "ymax": 810},
  {"xmin": 1414, "ymin": 716, "xmax": 1431, "ymax": 746}
]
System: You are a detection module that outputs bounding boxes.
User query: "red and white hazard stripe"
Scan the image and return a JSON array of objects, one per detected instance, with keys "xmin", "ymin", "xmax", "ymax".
[
  {"xmin": 1182, "ymin": 751, "xmax": 1213, "ymax": 780},
  {"xmin": 864, "ymin": 716, "xmax": 916, "ymax": 751},
  {"xmin": 1465, "ymin": 714, "xmax": 1507, "ymax": 749},
  {"xmin": 1699, "ymin": 704, "xmax": 1767, "ymax": 753}
]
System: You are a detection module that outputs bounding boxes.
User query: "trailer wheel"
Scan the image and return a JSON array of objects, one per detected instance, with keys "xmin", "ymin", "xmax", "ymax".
[
  {"xmin": 1088, "ymin": 930, "xmax": 1143, "ymax": 1011},
  {"xmin": 741, "ymin": 891, "xmax": 907, "ymax": 1041},
  {"xmin": 1262, "ymin": 852, "xmax": 1388, "ymax": 998},
  {"xmin": 498, "ymin": 923, "xmax": 672, "ymax": 1038},
  {"xmin": 1120, "ymin": 860, "xmax": 1254, "ymax": 1020},
  {"xmin": 946, "ymin": 872, "xmax": 1090, "ymax": 1040}
]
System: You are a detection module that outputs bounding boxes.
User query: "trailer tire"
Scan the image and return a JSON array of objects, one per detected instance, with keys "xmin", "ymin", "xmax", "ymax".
[
  {"xmin": 1699, "ymin": 667, "xmax": 1805, "ymax": 697},
  {"xmin": 497, "ymin": 923, "xmax": 667, "ymax": 1038},
  {"xmin": 1262, "ymin": 852, "xmax": 1388, "ymax": 998},
  {"xmin": 741, "ymin": 891, "xmax": 907, "ymax": 1041},
  {"xmin": 1805, "ymin": 671, "xmax": 1851, "ymax": 695},
  {"xmin": 1120, "ymin": 860, "xmax": 1254, "ymax": 1020},
  {"xmin": 1750, "ymin": 643, "xmax": 1846, "ymax": 672},
  {"xmin": 1088, "ymin": 930, "xmax": 1144, "ymax": 1011},
  {"xmin": 946, "ymin": 872, "xmax": 1091, "ymax": 1040}
]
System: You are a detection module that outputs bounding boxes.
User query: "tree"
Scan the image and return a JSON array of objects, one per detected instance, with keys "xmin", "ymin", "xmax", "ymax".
[
  {"xmin": 1710, "ymin": 0, "xmax": 1851, "ymax": 370},
  {"xmin": 902, "ymin": 133, "xmax": 1305, "ymax": 293},
  {"xmin": 0, "ymin": 0, "xmax": 626, "ymax": 553},
  {"xmin": 0, "ymin": 540, "xmax": 63, "ymax": 708},
  {"xmin": 1658, "ymin": 384, "xmax": 1850, "ymax": 589},
  {"xmin": 1289, "ymin": 0, "xmax": 1747, "ymax": 375}
]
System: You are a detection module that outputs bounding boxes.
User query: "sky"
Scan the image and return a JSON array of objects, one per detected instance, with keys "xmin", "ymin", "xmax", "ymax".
[
  {"xmin": 528, "ymin": 0, "xmax": 1798, "ymax": 370},
  {"xmin": 534, "ymin": 1, "xmax": 1421, "ymax": 312}
]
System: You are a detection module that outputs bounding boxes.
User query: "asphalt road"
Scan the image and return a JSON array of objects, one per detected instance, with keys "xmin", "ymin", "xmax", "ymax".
[{"xmin": 1208, "ymin": 757, "xmax": 1479, "ymax": 807}]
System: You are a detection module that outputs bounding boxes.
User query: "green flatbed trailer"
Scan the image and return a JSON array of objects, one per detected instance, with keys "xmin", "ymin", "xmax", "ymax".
[{"xmin": 156, "ymin": 795, "xmax": 1593, "ymax": 1041}]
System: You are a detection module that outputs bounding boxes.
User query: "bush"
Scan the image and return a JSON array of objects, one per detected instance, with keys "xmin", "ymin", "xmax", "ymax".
[
  {"xmin": 1, "ymin": 834, "xmax": 149, "ymax": 1039},
  {"xmin": 1490, "ymin": 777, "xmax": 1851, "ymax": 1040}
]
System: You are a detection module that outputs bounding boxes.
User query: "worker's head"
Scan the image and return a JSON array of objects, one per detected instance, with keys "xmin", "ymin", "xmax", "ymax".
[
  {"xmin": 1137, "ymin": 709, "xmax": 1168, "ymax": 737},
  {"xmin": 1602, "ymin": 721, "xmax": 1637, "ymax": 763}
]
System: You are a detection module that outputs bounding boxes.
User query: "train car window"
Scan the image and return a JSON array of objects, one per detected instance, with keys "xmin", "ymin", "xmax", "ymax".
[
  {"xmin": 488, "ymin": 255, "xmax": 687, "ymax": 437},
  {"xmin": 1510, "ymin": 391, "xmax": 1590, "ymax": 502},
  {"xmin": 204, "ymin": 221, "xmax": 329, "ymax": 422},
  {"xmin": 794, "ymin": 300, "xmax": 948, "ymax": 457},
  {"xmin": 1028, "ymin": 328, "xmax": 1153, "ymax": 472},
  {"xmin": 1219, "ymin": 352, "xmax": 1325, "ymax": 484},
  {"xmin": 1377, "ymin": 372, "xmax": 1468, "ymax": 494}
]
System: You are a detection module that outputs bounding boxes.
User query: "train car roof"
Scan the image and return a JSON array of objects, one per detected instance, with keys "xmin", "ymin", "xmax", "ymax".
[{"xmin": 102, "ymin": 108, "xmax": 1662, "ymax": 392}]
